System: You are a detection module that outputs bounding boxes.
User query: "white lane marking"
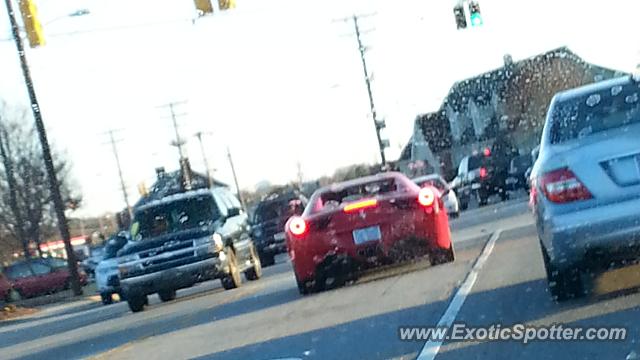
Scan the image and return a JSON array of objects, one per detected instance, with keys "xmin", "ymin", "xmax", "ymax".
[{"xmin": 416, "ymin": 230, "xmax": 502, "ymax": 360}]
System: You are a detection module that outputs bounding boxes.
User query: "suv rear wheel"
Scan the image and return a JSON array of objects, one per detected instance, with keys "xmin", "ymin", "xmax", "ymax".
[
  {"xmin": 260, "ymin": 253, "xmax": 276, "ymax": 267},
  {"xmin": 221, "ymin": 247, "xmax": 242, "ymax": 290}
]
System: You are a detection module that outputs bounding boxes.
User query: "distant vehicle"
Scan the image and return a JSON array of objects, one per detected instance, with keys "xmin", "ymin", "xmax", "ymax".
[
  {"xmin": 413, "ymin": 174, "xmax": 460, "ymax": 218},
  {"xmin": 251, "ymin": 189, "xmax": 307, "ymax": 266},
  {"xmin": 0, "ymin": 272, "xmax": 12, "ymax": 302},
  {"xmin": 454, "ymin": 143, "xmax": 515, "ymax": 207},
  {"xmin": 286, "ymin": 172, "xmax": 454, "ymax": 295},
  {"xmin": 95, "ymin": 233, "xmax": 129, "ymax": 305},
  {"xmin": 524, "ymin": 145, "xmax": 541, "ymax": 192},
  {"xmin": 531, "ymin": 76, "xmax": 640, "ymax": 301},
  {"xmin": 82, "ymin": 245, "xmax": 105, "ymax": 279},
  {"xmin": 505, "ymin": 154, "xmax": 533, "ymax": 191},
  {"xmin": 3, "ymin": 259, "xmax": 88, "ymax": 299},
  {"xmin": 118, "ymin": 187, "xmax": 262, "ymax": 312}
]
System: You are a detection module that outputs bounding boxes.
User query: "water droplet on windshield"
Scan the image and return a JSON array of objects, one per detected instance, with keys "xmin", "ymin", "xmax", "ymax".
[{"xmin": 586, "ymin": 94, "xmax": 601, "ymax": 107}]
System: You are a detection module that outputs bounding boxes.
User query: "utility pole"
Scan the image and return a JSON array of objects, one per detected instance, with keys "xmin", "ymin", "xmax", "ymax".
[
  {"xmin": 159, "ymin": 101, "xmax": 193, "ymax": 188},
  {"xmin": 296, "ymin": 161, "xmax": 303, "ymax": 187},
  {"xmin": 158, "ymin": 101, "xmax": 188, "ymax": 159},
  {"xmin": 352, "ymin": 14, "xmax": 387, "ymax": 165},
  {"xmin": 194, "ymin": 131, "xmax": 213, "ymax": 187},
  {"xmin": 227, "ymin": 147, "xmax": 245, "ymax": 210},
  {"xmin": 4, "ymin": 0, "xmax": 82, "ymax": 295},
  {"xmin": 0, "ymin": 125, "xmax": 28, "ymax": 258},
  {"xmin": 105, "ymin": 129, "xmax": 132, "ymax": 218},
  {"xmin": 339, "ymin": 14, "xmax": 388, "ymax": 166}
]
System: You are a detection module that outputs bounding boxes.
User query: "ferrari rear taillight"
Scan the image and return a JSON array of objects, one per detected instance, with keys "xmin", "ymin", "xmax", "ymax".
[
  {"xmin": 539, "ymin": 168, "xmax": 592, "ymax": 203},
  {"xmin": 288, "ymin": 217, "xmax": 308, "ymax": 237},
  {"xmin": 343, "ymin": 198, "xmax": 378, "ymax": 213},
  {"xmin": 418, "ymin": 187, "xmax": 435, "ymax": 207}
]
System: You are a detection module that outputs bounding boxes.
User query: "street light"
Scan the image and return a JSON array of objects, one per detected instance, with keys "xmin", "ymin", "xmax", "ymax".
[{"xmin": 3, "ymin": 0, "xmax": 89, "ymax": 296}]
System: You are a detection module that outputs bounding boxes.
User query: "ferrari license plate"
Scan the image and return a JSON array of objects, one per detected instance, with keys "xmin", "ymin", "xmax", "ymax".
[{"xmin": 352, "ymin": 226, "xmax": 381, "ymax": 245}]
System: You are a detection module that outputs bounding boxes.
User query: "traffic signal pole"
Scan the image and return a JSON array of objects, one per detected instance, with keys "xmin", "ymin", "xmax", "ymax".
[{"xmin": 4, "ymin": 0, "xmax": 82, "ymax": 295}]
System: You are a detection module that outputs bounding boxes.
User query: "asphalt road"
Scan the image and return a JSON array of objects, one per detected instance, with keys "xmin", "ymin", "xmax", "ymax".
[{"xmin": 2, "ymin": 196, "xmax": 639, "ymax": 360}]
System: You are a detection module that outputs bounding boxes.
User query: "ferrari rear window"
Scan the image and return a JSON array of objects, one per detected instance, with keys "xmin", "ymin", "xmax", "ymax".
[{"xmin": 310, "ymin": 178, "xmax": 399, "ymax": 213}]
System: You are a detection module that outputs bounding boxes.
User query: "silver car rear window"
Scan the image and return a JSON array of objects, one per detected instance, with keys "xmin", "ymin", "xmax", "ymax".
[{"xmin": 549, "ymin": 83, "xmax": 640, "ymax": 144}]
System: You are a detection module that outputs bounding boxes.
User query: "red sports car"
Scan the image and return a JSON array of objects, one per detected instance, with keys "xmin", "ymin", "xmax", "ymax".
[{"xmin": 285, "ymin": 172, "xmax": 454, "ymax": 294}]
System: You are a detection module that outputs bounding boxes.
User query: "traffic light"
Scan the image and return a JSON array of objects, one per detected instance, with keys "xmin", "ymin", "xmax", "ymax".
[
  {"xmin": 18, "ymin": 0, "xmax": 45, "ymax": 48},
  {"xmin": 194, "ymin": 0, "xmax": 214, "ymax": 15},
  {"xmin": 453, "ymin": 5, "xmax": 467, "ymax": 29},
  {"xmin": 218, "ymin": 0, "xmax": 236, "ymax": 11},
  {"xmin": 469, "ymin": 1, "xmax": 483, "ymax": 27}
]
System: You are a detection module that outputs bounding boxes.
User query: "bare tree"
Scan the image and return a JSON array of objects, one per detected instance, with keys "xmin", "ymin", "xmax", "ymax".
[{"xmin": 0, "ymin": 103, "xmax": 81, "ymax": 259}]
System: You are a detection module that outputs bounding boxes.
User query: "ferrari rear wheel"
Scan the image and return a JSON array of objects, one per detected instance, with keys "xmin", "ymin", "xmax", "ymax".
[
  {"xmin": 430, "ymin": 245, "xmax": 455, "ymax": 266},
  {"xmin": 295, "ymin": 274, "xmax": 314, "ymax": 295}
]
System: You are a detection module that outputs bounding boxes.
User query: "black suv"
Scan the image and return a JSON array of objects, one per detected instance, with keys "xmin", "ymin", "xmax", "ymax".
[
  {"xmin": 251, "ymin": 189, "xmax": 307, "ymax": 266},
  {"xmin": 454, "ymin": 143, "xmax": 515, "ymax": 207},
  {"xmin": 117, "ymin": 187, "xmax": 262, "ymax": 312}
]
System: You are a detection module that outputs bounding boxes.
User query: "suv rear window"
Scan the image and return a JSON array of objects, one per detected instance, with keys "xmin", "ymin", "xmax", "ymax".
[
  {"xmin": 549, "ymin": 82, "xmax": 640, "ymax": 144},
  {"xmin": 253, "ymin": 199, "xmax": 292, "ymax": 223},
  {"xmin": 467, "ymin": 155, "xmax": 482, "ymax": 171}
]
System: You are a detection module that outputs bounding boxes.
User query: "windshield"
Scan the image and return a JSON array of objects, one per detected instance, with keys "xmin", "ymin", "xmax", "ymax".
[
  {"xmin": 550, "ymin": 82, "xmax": 640, "ymax": 143},
  {"xmin": 132, "ymin": 195, "xmax": 219, "ymax": 240},
  {"xmin": 416, "ymin": 177, "xmax": 446, "ymax": 191},
  {"xmin": 2, "ymin": 1, "xmax": 640, "ymax": 359}
]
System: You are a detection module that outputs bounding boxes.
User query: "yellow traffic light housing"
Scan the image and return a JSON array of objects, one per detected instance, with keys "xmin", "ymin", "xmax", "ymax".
[
  {"xmin": 19, "ymin": 0, "xmax": 45, "ymax": 48},
  {"xmin": 218, "ymin": 0, "xmax": 236, "ymax": 11},
  {"xmin": 194, "ymin": 0, "xmax": 214, "ymax": 15}
]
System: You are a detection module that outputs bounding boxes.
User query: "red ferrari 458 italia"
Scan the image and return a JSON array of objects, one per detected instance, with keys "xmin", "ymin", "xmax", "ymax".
[{"xmin": 285, "ymin": 172, "xmax": 454, "ymax": 294}]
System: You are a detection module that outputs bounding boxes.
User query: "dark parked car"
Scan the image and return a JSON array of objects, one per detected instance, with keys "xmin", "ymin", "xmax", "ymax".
[
  {"xmin": 505, "ymin": 154, "xmax": 533, "ymax": 191},
  {"xmin": 3, "ymin": 259, "xmax": 88, "ymax": 299},
  {"xmin": 251, "ymin": 189, "xmax": 307, "ymax": 266}
]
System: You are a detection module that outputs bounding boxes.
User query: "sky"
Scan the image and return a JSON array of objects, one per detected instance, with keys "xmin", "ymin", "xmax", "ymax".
[{"xmin": 0, "ymin": 0, "xmax": 639, "ymax": 216}]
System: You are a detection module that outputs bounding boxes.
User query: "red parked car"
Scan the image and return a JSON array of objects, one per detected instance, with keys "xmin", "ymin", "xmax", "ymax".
[
  {"xmin": 285, "ymin": 172, "xmax": 454, "ymax": 294},
  {"xmin": 3, "ymin": 258, "xmax": 88, "ymax": 299},
  {"xmin": 0, "ymin": 272, "xmax": 12, "ymax": 302}
]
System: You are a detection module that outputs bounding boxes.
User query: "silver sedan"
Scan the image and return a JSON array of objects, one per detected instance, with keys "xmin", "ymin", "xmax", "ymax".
[{"xmin": 531, "ymin": 75, "xmax": 640, "ymax": 301}]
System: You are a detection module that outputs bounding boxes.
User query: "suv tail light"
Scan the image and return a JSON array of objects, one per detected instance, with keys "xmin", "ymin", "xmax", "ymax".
[
  {"xmin": 288, "ymin": 216, "xmax": 308, "ymax": 237},
  {"xmin": 539, "ymin": 168, "xmax": 592, "ymax": 203},
  {"xmin": 479, "ymin": 167, "xmax": 488, "ymax": 178},
  {"xmin": 418, "ymin": 187, "xmax": 435, "ymax": 207}
]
